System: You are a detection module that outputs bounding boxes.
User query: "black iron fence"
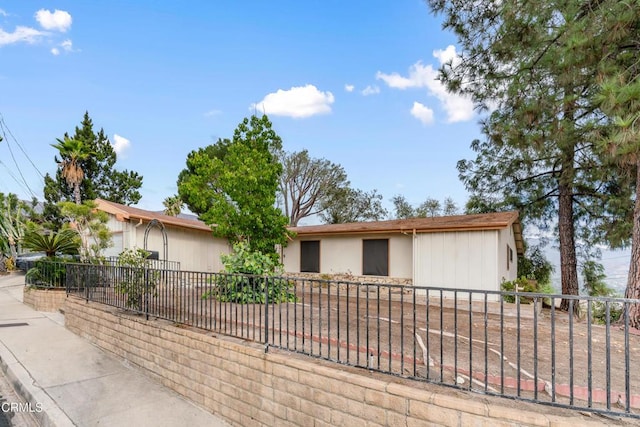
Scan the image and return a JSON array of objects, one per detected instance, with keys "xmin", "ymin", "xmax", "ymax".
[{"xmin": 33, "ymin": 261, "xmax": 640, "ymax": 419}]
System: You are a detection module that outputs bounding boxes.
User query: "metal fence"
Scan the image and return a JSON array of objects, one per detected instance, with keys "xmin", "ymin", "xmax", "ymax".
[{"xmin": 45, "ymin": 262, "xmax": 640, "ymax": 419}]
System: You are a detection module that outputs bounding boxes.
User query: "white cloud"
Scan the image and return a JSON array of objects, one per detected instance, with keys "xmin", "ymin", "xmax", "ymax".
[
  {"xmin": 35, "ymin": 9, "xmax": 72, "ymax": 32},
  {"xmin": 204, "ymin": 109, "xmax": 222, "ymax": 117},
  {"xmin": 410, "ymin": 102, "xmax": 434, "ymax": 125},
  {"xmin": 61, "ymin": 39, "xmax": 72, "ymax": 51},
  {"xmin": 0, "ymin": 26, "xmax": 45, "ymax": 46},
  {"xmin": 361, "ymin": 85, "xmax": 380, "ymax": 96},
  {"xmin": 376, "ymin": 45, "xmax": 475, "ymax": 123},
  {"xmin": 50, "ymin": 39, "xmax": 73, "ymax": 55},
  {"xmin": 250, "ymin": 84, "xmax": 334, "ymax": 118},
  {"xmin": 344, "ymin": 84, "xmax": 354, "ymax": 92},
  {"xmin": 0, "ymin": 9, "xmax": 8, "ymax": 17},
  {"xmin": 112, "ymin": 134, "xmax": 131, "ymax": 156}
]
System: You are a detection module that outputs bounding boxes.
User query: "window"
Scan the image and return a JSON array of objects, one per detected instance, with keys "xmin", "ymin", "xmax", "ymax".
[
  {"xmin": 300, "ymin": 240, "xmax": 320, "ymax": 273},
  {"xmin": 507, "ymin": 244, "xmax": 513, "ymax": 270},
  {"xmin": 363, "ymin": 239, "xmax": 389, "ymax": 276}
]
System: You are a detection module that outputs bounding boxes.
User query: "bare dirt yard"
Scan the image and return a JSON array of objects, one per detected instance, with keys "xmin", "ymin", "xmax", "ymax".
[{"xmin": 84, "ymin": 281, "xmax": 640, "ymax": 418}]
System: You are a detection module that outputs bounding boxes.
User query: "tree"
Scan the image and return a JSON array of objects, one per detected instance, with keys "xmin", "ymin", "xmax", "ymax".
[
  {"xmin": 391, "ymin": 195, "xmax": 415, "ymax": 219},
  {"xmin": 427, "ymin": 0, "xmax": 634, "ymax": 311},
  {"xmin": 0, "ymin": 193, "xmax": 31, "ymax": 260},
  {"xmin": 576, "ymin": 1, "xmax": 640, "ymax": 325},
  {"xmin": 163, "ymin": 195, "xmax": 183, "ymax": 217},
  {"xmin": 44, "ymin": 112, "xmax": 143, "ymax": 222},
  {"xmin": 21, "ymin": 229, "xmax": 79, "ymax": 257},
  {"xmin": 319, "ymin": 188, "xmax": 387, "ymax": 224},
  {"xmin": 277, "ymin": 150, "xmax": 349, "ymax": 226},
  {"xmin": 51, "ymin": 137, "xmax": 92, "ymax": 205},
  {"xmin": 178, "ymin": 115, "xmax": 290, "ymax": 257},
  {"xmin": 59, "ymin": 201, "xmax": 112, "ymax": 260},
  {"xmin": 392, "ymin": 195, "xmax": 459, "ymax": 219}
]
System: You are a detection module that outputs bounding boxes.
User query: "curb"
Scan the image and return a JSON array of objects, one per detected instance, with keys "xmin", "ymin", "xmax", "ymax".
[{"xmin": 0, "ymin": 336, "xmax": 75, "ymax": 427}]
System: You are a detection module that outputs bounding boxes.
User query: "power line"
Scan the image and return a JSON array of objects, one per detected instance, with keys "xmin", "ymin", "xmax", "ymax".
[
  {"xmin": 0, "ymin": 114, "xmax": 45, "ymax": 179},
  {"xmin": 0, "ymin": 114, "xmax": 44, "ymax": 199}
]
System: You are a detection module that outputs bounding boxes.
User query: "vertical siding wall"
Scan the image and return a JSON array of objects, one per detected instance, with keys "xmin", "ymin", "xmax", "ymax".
[
  {"xmin": 498, "ymin": 226, "xmax": 518, "ymax": 284},
  {"xmin": 414, "ymin": 230, "xmax": 499, "ymax": 292},
  {"xmin": 283, "ymin": 234, "xmax": 412, "ymax": 278}
]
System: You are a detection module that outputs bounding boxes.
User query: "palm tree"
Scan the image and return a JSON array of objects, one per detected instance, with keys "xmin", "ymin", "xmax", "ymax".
[
  {"xmin": 163, "ymin": 195, "xmax": 183, "ymax": 216},
  {"xmin": 21, "ymin": 229, "xmax": 80, "ymax": 257},
  {"xmin": 51, "ymin": 137, "xmax": 92, "ymax": 205}
]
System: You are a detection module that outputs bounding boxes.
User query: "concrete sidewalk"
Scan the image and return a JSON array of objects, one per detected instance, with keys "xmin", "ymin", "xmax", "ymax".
[{"xmin": 0, "ymin": 273, "xmax": 230, "ymax": 427}]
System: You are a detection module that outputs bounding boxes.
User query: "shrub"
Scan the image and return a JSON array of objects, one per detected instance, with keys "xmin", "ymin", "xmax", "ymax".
[
  {"xmin": 205, "ymin": 242, "xmax": 296, "ymax": 304},
  {"xmin": 589, "ymin": 300, "xmax": 624, "ymax": 325},
  {"xmin": 502, "ymin": 277, "xmax": 538, "ymax": 304},
  {"xmin": 25, "ymin": 257, "xmax": 69, "ymax": 288},
  {"xmin": 115, "ymin": 248, "xmax": 158, "ymax": 310}
]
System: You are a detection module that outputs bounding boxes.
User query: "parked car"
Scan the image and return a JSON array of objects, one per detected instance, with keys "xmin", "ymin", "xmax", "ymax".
[{"xmin": 15, "ymin": 252, "xmax": 47, "ymax": 271}]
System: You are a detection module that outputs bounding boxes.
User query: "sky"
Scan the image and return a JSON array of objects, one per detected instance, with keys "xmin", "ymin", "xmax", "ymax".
[
  {"xmin": 0, "ymin": 0, "xmax": 479, "ymax": 215},
  {"xmin": 0, "ymin": 1, "xmax": 631, "ymax": 290}
]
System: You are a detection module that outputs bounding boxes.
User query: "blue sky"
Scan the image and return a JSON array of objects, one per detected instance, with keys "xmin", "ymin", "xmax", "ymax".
[{"xmin": 0, "ymin": 0, "xmax": 481, "ymax": 216}]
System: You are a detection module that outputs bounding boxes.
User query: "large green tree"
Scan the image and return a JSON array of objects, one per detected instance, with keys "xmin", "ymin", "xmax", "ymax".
[
  {"xmin": 44, "ymin": 112, "xmax": 143, "ymax": 223},
  {"xmin": 277, "ymin": 149, "xmax": 349, "ymax": 226},
  {"xmin": 587, "ymin": 1, "xmax": 640, "ymax": 325},
  {"xmin": 177, "ymin": 115, "xmax": 290, "ymax": 256},
  {"xmin": 318, "ymin": 187, "xmax": 387, "ymax": 224},
  {"xmin": 427, "ymin": 0, "xmax": 634, "ymax": 310}
]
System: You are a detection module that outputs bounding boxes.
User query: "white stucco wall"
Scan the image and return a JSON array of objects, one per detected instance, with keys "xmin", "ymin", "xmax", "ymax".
[
  {"xmin": 104, "ymin": 215, "xmax": 229, "ymax": 272},
  {"xmin": 134, "ymin": 223, "xmax": 228, "ymax": 272},
  {"xmin": 283, "ymin": 233, "xmax": 412, "ymax": 278},
  {"xmin": 413, "ymin": 230, "xmax": 501, "ymax": 292}
]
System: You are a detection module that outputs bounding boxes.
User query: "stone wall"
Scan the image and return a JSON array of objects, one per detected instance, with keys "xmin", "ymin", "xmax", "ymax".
[
  {"xmin": 23, "ymin": 287, "xmax": 67, "ymax": 312},
  {"xmin": 63, "ymin": 296, "xmax": 607, "ymax": 427}
]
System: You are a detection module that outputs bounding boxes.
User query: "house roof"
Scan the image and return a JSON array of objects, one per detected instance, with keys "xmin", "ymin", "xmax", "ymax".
[
  {"xmin": 95, "ymin": 199, "xmax": 213, "ymax": 233},
  {"xmin": 290, "ymin": 211, "xmax": 524, "ymax": 255}
]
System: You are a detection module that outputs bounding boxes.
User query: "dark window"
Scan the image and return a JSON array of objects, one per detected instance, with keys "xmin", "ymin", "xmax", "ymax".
[
  {"xmin": 300, "ymin": 241, "xmax": 320, "ymax": 273},
  {"xmin": 363, "ymin": 239, "xmax": 389, "ymax": 276}
]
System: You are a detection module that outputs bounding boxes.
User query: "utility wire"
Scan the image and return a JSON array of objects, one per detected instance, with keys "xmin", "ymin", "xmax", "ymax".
[
  {"xmin": 0, "ymin": 114, "xmax": 45, "ymax": 179},
  {"xmin": 0, "ymin": 114, "xmax": 42, "ymax": 199}
]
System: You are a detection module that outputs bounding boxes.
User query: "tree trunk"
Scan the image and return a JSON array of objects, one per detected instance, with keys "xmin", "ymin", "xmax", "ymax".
[
  {"xmin": 558, "ymin": 156, "xmax": 579, "ymax": 312},
  {"xmin": 73, "ymin": 182, "xmax": 81, "ymax": 205},
  {"xmin": 624, "ymin": 161, "xmax": 640, "ymax": 329}
]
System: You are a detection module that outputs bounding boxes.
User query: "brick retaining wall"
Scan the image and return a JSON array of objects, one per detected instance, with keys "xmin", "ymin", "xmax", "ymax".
[
  {"xmin": 62, "ymin": 296, "xmax": 612, "ymax": 427},
  {"xmin": 23, "ymin": 287, "xmax": 67, "ymax": 312}
]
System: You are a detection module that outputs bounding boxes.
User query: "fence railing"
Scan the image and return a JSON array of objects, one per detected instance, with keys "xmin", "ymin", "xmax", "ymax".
[{"xmin": 38, "ymin": 261, "xmax": 640, "ymax": 419}]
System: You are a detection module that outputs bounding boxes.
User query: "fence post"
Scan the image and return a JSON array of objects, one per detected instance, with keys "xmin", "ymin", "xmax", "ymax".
[
  {"xmin": 144, "ymin": 267, "xmax": 149, "ymax": 320},
  {"xmin": 264, "ymin": 274, "xmax": 269, "ymax": 348}
]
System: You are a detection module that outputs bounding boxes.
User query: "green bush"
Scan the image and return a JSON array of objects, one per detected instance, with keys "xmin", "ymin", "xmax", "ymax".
[
  {"xmin": 502, "ymin": 277, "xmax": 539, "ymax": 304},
  {"xmin": 589, "ymin": 300, "xmax": 624, "ymax": 325},
  {"xmin": 25, "ymin": 257, "xmax": 69, "ymax": 288},
  {"xmin": 204, "ymin": 242, "xmax": 296, "ymax": 304},
  {"xmin": 115, "ymin": 248, "xmax": 159, "ymax": 310}
]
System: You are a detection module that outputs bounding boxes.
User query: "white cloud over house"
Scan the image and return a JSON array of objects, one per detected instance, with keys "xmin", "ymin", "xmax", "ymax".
[
  {"xmin": 251, "ymin": 84, "xmax": 334, "ymax": 118},
  {"xmin": 112, "ymin": 134, "xmax": 131, "ymax": 156},
  {"xmin": 35, "ymin": 9, "xmax": 72, "ymax": 32},
  {"xmin": 376, "ymin": 45, "xmax": 474, "ymax": 123},
  {"xmin": 410, "ymin": 102, "xmax": 434, "ymax": 125}
]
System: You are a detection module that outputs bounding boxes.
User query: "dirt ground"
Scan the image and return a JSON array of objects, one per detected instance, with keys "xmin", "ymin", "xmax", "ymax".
[{"xmin": 80, "ymin": 281, "xmax": 640, "ymax": 417}]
